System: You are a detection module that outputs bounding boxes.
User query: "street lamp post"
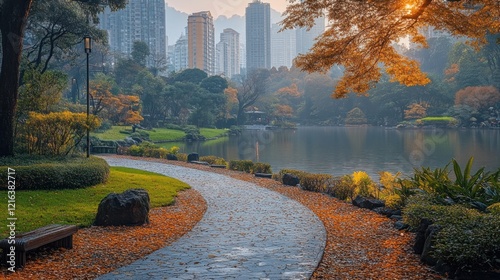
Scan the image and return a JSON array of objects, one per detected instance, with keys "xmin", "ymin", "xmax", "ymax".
[{"xmin": 84, "ymin": 35, "xmax": 92, "ymax": 158}]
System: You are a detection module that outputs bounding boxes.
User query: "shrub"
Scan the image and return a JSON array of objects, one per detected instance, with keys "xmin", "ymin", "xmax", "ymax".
[
  {"xmin": 168, "ymin": 146, "xmax": 180, "ymax": 155},
  {"xmin": 352, "ymin": 171, "xmax": 377, "ymax": 198},
  {"xmin": 164, "ymin": 123, "xmax": 183, "ymax": 130},
  {"xmin": 384, "ymin": 194, "xmax": 404, "ymax": 210},
  {"xmin": 128, "ymin": 145, "xmax": 142, "ymax": 156},
  {"xmin": 487, "ymin": 203, "xmax": 500, "ymax": 214},
  {"xmin": 22, "ymin": 111, "xmax": 100, "ymax": 156},
  {"xmin": 433, "ymin": 213, "xmax": 500, "ymax": 272},
  {"xmin": 300, "ymin": 173, "xmax": 333, "ymax": 192},
  {"xmin": 275, "ymin": 169, "xmax": 309, "ymax": 183},
  {"xmin": 379, "ymin": 171, "xmax": 401, "ymax": 196},
  {"xmin": 324, "ymin": 175, "xmax": 356, "ymax": 201},
  {"xmin": 183, "ymin": 125, "xmax": 206, "ymax": 141},
  {"xmin": 200, "ymin": 155, "xmax": 227, "ymax": 166},
  {"xmin": 252, "ymin": 162, "xmax": 272, "ymax": 174},
  {"xmin": 176, "ymin": 153, "xmax": 188, "ymax": 162},
  {"xmin": 0, "ymin": 156, "xmax": 109, "ymax": 190},
  {"xmin": 228, "ymin": 160, "xmax": 254, "ymax": 173}
]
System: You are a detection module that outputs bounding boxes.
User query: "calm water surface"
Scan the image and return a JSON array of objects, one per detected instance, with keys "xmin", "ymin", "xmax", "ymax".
[{"xmin": 170, "ymin": 127, "xmax": 500, "ymax": 178}]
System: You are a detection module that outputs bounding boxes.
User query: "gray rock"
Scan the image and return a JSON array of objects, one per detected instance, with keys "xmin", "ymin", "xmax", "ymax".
[
  {"xmin": 394, "ymin": 221, "xmax": 409, "ymax": 230},
  {"xmin": 166, "ymin": 154, "xmax": 178, "ymax": 160},
  {"xmin": 390, "ymin": 215, "xmax": 403, "ymax": 221},
  {"xmin": 352, "ymin": 196, "xmax": 385, "ymax": 210},
  {"xmin": 372, "ymin": 207, "xmax": 396, "ymax": 217},
  {"xmin": 282, "ymin": 173, "xmax": 300, "ymax": 186},
  {"xmin": 413, "ymin": 218, "xmax": 433, "ymax": 254},
  {"xmin": 421, "ymin": 224, "xmax": 441, "ymax": 265},
  {"xmin": 95, "ymin": 189, "xmax": 150, "ymax": 226},
  {"xmin": 187, "ymin": 153, "xmax": 199, "ymax": 162}
]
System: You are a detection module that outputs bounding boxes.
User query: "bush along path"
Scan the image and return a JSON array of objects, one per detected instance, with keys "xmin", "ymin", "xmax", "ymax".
[{"xmin": 99, "ymin": 157, "xmax": 326, "ymax": 279}]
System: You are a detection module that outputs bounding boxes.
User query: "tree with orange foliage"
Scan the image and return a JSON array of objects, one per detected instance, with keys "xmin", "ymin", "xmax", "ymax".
[
  {"xmin": 455, "ymin": 86, "xmax": 500, "ymax": 111},
  {"xmin": 277, "ymin": 83, "xmax": 302, "ymax": 98},
  {"xmin": 404, "ymin": 102, "xmax": 429, "ymax": 120},
  {"xmin": 281, "ymin": 0, "xmax": 500, "ymax": 98},
  {"xmin": 90, "ymin": 74, "xmax": 143, "ymax": 125}
]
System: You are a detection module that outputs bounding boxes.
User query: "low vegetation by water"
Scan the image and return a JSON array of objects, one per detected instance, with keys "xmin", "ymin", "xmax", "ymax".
[{"xmin": 92, "ymin": 125, "xmax": 227, "ymax": 142}]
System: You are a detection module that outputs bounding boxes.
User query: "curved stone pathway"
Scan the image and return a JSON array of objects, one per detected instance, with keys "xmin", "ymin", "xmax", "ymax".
[{"xmin": 98, "ymin": 157, "xmax": 326, "ymax": 279}]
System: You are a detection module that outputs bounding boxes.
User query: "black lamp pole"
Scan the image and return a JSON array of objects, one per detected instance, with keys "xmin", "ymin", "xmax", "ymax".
[{"xmin": 84, "ymin": 35, "xmax": 92, "ymax": 158}]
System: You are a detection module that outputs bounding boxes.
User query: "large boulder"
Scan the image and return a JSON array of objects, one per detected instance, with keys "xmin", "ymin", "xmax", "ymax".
[
  {"xmin": 95, "ymin": 189, "xmax": 150, "ymax": 226},
  {"xmin": 282, "ymin": 173, "xmax": 300, "ymax": 186},
  {"xmin": 352, "ymin": 196, "xmax": 385, "ymax": 210}
]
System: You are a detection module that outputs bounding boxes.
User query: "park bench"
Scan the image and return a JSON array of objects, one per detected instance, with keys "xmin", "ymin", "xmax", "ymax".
[{"xmin": 0, "ymin": 224, "xmax": 78, "ymax": 267}]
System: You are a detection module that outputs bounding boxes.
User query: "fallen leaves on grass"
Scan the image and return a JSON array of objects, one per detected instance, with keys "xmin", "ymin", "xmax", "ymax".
[{"xmin": 2, "ymin": 189, "xmax": 206, "ymax": 280}]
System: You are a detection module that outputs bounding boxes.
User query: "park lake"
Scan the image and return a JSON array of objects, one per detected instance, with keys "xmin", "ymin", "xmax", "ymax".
[{"xmin": 164, "ymin": 126, "xmax": 500, "ymax": 179}]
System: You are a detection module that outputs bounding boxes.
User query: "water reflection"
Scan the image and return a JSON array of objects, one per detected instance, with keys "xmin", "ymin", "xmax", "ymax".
[{"xmin": 168, "ymin": 127, "xmax": 500, "ymax": 178}]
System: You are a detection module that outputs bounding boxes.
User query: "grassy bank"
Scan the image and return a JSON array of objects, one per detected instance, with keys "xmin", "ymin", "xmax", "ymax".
[
  {"xmin": 92, "ymin": 126, "xmax": 227, "ymax": 141},
  {"xmin": 0, "ymin": 167, "xmax": 190, "ymax": 237}
]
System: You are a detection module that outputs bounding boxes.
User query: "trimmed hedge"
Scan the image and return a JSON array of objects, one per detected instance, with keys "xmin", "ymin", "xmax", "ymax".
[
  {"xmin": 228, "ymin": 160, "xmax": 254, "ymax": 173},
  {"xmin": 200, "ymin": 156, "xmax": 227, "ymax": 166},
  {"xmin": 301, "ymin": 173, "xmax": 333, "ymax": 192},
  {"xmin": 0, "ymin": 156, "xmax": 109, "ymax": 190},
  {"xmin": 252, "ymin": 162, "xmax": 272, "ymax": 174}
]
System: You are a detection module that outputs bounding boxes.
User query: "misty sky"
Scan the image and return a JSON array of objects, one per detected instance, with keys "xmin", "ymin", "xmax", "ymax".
[{"xmin": 166, "ymin": 0, "xmax": 289, "ymax": 17}]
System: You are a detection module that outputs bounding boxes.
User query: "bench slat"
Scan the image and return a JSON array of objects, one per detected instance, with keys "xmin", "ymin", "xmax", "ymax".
[{"xmin": 1, "ymin": 224, "xmax": 77, "ymax": 267}]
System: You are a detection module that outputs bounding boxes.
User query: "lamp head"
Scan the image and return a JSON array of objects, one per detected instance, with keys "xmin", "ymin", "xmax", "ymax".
[{"xmin": 84, "ymin": 36, "xmax": 92, "ymax": 53}]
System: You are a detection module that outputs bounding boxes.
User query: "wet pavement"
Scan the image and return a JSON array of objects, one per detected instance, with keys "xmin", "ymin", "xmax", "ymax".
[{"xmin": 98, "ymin": 157, "xmax": 326, "ymax": 280}]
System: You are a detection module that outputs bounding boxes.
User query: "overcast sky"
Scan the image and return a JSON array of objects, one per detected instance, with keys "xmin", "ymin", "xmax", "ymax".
[{"xmin": 166, "ymin": 0, "xmax": 289, "ymax": 18}]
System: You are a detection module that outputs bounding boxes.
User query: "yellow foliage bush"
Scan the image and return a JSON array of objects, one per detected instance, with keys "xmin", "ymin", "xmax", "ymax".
[
  {"xmin": 352, "ymin": 171, "xmax": 377, "ymax": 198},
  {"xmin": 24, "ymin": 111, "xmax": 100, "ymax": 156}
]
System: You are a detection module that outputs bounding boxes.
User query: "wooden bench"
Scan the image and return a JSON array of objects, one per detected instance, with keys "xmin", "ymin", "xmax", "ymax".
[{"xmin": 0, "ymin": 224, "xmax": 78, "ymax": 268}]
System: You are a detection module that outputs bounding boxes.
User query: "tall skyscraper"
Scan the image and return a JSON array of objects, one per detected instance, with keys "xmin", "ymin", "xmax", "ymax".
[
  {"xmin": 187, "ymin": 11, "xmax": 215, "ymax": 75},
  {"xmin": 245, "ymin": 0, "xmax": 271, "ymax": 71},
  {"xmin": 99, "ymin": 0, "xmax": 166, "ymax": 67},
  {"xmin": 216, "ymin": 28, "xmax": 240, "ymax": 78},
  {"xmin": 296, "ymin": 16, "xmax": 325, "ymax": 56},
  {"xmin": 271, "ymin": 23, "xmax": 296, "ymax": 68},
  {"xmin": 173, "ymin": 33, "xmax": 188, "ymax": 72}
]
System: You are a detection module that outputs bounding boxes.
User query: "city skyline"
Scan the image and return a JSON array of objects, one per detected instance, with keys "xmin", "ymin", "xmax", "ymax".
[{"xmin": 165, "ymin": 0, "xmax": 288, "ymax": 18}]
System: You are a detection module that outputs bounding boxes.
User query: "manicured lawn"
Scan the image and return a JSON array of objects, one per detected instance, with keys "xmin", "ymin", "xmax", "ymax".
[
  {"xmin": 200, "ymin": 128, "xmax": 228, "ymax": 138},
  {"xmin": 92, "ymin": 126, "xmax": 132, "ymax": 140},
  {"xmin": 0, "ymin": 167, "xmax": 190, "ymax": 237},
  {"xmin": 148, "ymin": 128, "xmax": 186, "ymax": 141},
  {"xmin": 93, "ymin": 126, "xmax": 227, "ymax": 142}
]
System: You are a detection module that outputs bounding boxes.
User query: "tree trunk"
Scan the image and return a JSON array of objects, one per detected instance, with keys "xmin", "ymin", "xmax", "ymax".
[{"xmin": 0, "ymin": 0, "xmax": 33, "ymax": 157}]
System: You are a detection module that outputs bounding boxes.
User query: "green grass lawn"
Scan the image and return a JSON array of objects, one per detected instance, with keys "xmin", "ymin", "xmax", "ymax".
[
  {"xmin": 200, "ymin": 128, "xmax": 228, "ymax": 139},
  {"xmin": 93, "ymin": 126, "xmax": 227, "ymax": 142},
  {"xmin": 0, "ymin": 167, "xmax": 190, "ymax": 237}
]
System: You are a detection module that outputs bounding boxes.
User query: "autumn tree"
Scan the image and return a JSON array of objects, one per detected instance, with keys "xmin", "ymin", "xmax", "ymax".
[
  {"xmin": 455, "ymin": 86, "xmax": 500, "ymax": 111},
  {"xmin": 345, "ymin": 107, "xmax": 368, "ymax": 125},
  {"xmin": 281, "ymin": 0, "xmax": 500, "ymax": 98},
  {"xmin": 0, "ymin": 0, "xmax": 126, "ymax": 157},
  {"xmin": 404, "ymin": 102, "xmax": 429, "ymax": 120}
]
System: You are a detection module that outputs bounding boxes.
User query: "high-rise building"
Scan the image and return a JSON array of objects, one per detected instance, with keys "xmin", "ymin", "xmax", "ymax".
[
  {"xmin": 187, "ymin": 11, "xmax": 215, "ymax": 75},
  {"xmin": 296, "ymin": 16, "xmax": 325, "ymax": 56},
  {"xmin": 173, "ymin": 33, "xmax": 188, "ymax": 72},
  {"xmin": 216, "ymin": 28, "xmax": 240, "ymax": 78},
  {"xmin": 271, "ymin": 23, "xmax": 296, "ymax": 68},
  {"xmin": 99, "ymin": 0, "xmax": 166, "ymax": 67},
  {"xmin": 245, "ymin": 0, "xmax": 271, "ymax": 71}
]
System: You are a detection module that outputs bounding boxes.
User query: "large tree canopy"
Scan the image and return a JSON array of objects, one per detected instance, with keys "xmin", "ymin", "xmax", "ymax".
[
  {"xmin": 0, "ymin": 0, "xmax": 126, "ymax": 156},
  {"xmin": 282, "ymin": 0, "xmax": 500, "ymax": 98}
]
